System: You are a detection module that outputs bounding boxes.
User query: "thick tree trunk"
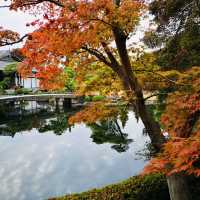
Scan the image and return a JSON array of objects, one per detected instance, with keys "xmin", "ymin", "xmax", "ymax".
[{"xmin": 167, "ymin": 174, "xmax": 191, "ymax": 200}]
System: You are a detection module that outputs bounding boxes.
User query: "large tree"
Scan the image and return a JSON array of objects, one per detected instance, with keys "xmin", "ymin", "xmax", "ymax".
[
  {"xmin": 1, "ymin": 1, "xmax": 199, "ymax": 200},
  {"xmin": 0, "ymin": 0, "xmax": 164, "ymax": 149}
]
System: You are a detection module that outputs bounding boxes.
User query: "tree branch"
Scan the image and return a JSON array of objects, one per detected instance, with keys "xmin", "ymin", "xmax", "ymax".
[
  {"xmin": 177, "ymin": 110, "xmax": 200, "ymax": 138},
  {"xmin": 113, "ymin": 0, "xmax": 121, "ymax": 7},
  {"xmin": 46, "ymin": 0, "xmax": 64, "ymax": 7},
  {"xmin": 81, "ymin": 46, "xmax": 112, "ymax": 67},
  {"xmin": 101, "ymin": 42, "xmax": 120, "ymax": 69},
  {"xmin": 0, "ymin": 34, "xmax": 28, "ymax": 47},
  {"xmin": 1, "ymin": 0, "xmax": 64, "ymax": 9},
  {"xmin": 133, "ymin": 69, "xmax": 192, "ymax": 86},
  {"xmin": 144, "ymin": 92, "xmax": 170, "ymax": 101},
  {"xmin": 89, "ymin": 18, "xmax": 115, "ymax": 28},
  {"xmin": 0, "ymin": 5, "xmax": 10, "ymax": 8}
]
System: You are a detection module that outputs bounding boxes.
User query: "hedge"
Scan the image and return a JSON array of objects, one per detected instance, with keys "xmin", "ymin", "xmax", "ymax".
[
  {"xmin": 49, "ymin": 174, "xmax": 170, "ymax": 200},
  {"xmin": 49, "ymin": 173, "xmax": 200, "ymax": 200}
]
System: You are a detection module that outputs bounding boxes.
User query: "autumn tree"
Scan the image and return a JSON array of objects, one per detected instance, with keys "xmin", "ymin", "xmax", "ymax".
[
  {"xmin": 1, "ymin": 1, "xmax": 199, "ymax": 200},
  {"xmin": 0, "ymin": 0, "xmax": 166, "ymax": 149},
  {"xmin": 142, "ymin": 66, "xmax": 200, "ymax": 200}
]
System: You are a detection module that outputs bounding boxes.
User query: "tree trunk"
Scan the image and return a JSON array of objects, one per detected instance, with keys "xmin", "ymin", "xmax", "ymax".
[
  {"xmin": 135, "ymin": 96, "xmax": 165, "ymax": 152},
  {"xmin": 130, "ymin": 84, "xmax": 191, "ymax": 200},
  {"xmin": 111, "ymin": 23, "xmax": 191, "ymax": 200},
  {"xmin": 127, "ymin": 80, "xmax": 191, "ymax": 200},
  {"xmin": 167, "ymin": 174, "xmax": 191, "ymax": 200},
  {"xmin": 111, "ymin": 25, "xmax": 165, "ymax": 150}
]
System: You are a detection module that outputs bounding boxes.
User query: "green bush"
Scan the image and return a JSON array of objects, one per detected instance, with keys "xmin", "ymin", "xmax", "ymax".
[
  {"xmin": 49, "ymin": 174, "xmax": 170, "ymax": 200},
  {"xmin": 0, "ymin": 77, "xmax": 11, "ymax": 90},
  {"xmin": 50, "ymin": 174, "xmax": 200, "ymax": 200},
  {"xmin": 0, "ymin": 88, "xmax": 4, "ymax": 95},
  {"xmin": 84, "ymin": 95, "xmax": 106, "ymax": 102},
  {"xmin": 15, "ymin": 88, "xmax": 32, "ymax": 95},
  {"xmin": 92, "ymin": 95, "xmax": 105, "ymax": 102},
  {"xmin": 4, "ymin": 62, "xmax": 18, "ymax": 75},
  {"xmin": 84, "ymin": 96, "xmax": 92, "ymax": 102}
]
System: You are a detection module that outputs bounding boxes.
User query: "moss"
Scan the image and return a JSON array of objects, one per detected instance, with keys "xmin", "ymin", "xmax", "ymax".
[{"xmin": 49, "ymin": 174, "xmax": 170, "ymax": 200}]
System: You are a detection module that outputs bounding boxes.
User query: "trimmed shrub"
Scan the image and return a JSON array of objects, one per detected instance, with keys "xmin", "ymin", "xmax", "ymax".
[
  {"xmin": 92, "ymin": 95, "xmax": 105, "ymax": 102},
  {"xmin": 49, "ymin": 174, "xmax": 200, "ymax": 200},
  {"xmin": 15, "ymin": 88, "xmax": 32, "ymax": 95},
  {"xmin": 49, "ymin": 174, "xmax": 170, "ymax": 200},
  {"xmin": 84, "ymin": 96, "xmax": 92, "ymax": 102}
]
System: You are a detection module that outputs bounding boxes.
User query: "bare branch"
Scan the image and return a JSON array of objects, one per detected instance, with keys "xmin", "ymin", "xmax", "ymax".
[
  {"xmin": 0, "ymin": 5, "xmax": 10, "ymax": 8},
  {"xmin": 144, "ymin": 92, "xmax": 169, "ymax": 101},
  {"xmin": 0, "ymin": 34, "xmax": 28, "ymax": 47}
]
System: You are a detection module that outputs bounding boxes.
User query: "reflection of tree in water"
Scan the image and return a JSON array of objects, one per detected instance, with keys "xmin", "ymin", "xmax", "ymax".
[
  {"xmin": 39, "ymin": 114, "xmax": 72, "ymax": 135},
  {"xmin": 0, "ymin": 109, "xmax": 73, "ymax": 136},
  {"xmin": 88, "ymin": 119, "xmax": 133, "ymax": 153},
  {"xmin": 135, "ymin": 141, "xmax": 156, "ymax": 161},
  {"xmin": 0, "ymin": 112, "xmax": 46, "ymax": 137},
  {"xmin": 0, "ymin": 104, "xmax": 132, "ymax": 153}
]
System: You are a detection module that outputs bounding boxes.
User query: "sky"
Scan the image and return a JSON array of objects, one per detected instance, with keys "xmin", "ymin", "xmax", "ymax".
[{"xmin": 0, "ymin": 1, "xmax": 36, "ymax": 50}]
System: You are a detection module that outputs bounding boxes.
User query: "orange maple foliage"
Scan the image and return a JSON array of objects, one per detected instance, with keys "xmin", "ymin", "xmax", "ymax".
[
  {"xmin": 143, "ymin": 68, "xmax": 200, "ymax": 177},
  {"xmin": 2, "ymin": 0, "xmax": 200, "ymax": 178},
  {"xmin": 143, "ymin": 133, "xmax": 200, "ymax": 177},
  {"xmin": 35, "ymin": 65, "xmax": 67, "ymax": 90},
  {"xmin": 18, "ymin": 61, "xmax": 67, "ymax": 90},
  {"xmin": 0, "ymin": 27, "xmax": 20, "ymax": 46},
  {"xmin": 161, "ymin": 93, "xmax": 200, "ymax": 138},
  {"xmin": 68, "ymin": 102, "xmax": 119, "ymax": 125},
  {"xmin": 5, "ymin": 0, "xmax": 145, "ymax": 91}
]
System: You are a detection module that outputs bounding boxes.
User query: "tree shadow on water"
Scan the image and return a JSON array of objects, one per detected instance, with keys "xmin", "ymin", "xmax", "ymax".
[{"xmin": 87, "ymin": 119, "xmax": 133, "ymax": 153}]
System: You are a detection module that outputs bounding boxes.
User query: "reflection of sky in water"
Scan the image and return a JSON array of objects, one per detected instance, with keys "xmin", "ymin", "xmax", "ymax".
[{"xmin": 0, "ymin": 112, "xmax": 149, "ymax": 200}]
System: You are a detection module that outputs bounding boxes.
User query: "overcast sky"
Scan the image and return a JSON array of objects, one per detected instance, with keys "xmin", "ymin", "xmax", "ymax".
[{"xmin": 0, "ymin": 2, "xmax": 36, "ymax": 50}]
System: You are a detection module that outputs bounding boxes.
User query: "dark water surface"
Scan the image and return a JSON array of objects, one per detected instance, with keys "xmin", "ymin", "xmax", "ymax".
[{"xmin": 0, "ymin": 103, "xmax": 149, "ymax": 200}]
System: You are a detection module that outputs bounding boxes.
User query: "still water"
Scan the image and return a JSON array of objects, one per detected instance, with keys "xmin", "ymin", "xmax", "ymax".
[{"xmin": 0, "ymin": 103, "xmax": 149, "ymax": 200}]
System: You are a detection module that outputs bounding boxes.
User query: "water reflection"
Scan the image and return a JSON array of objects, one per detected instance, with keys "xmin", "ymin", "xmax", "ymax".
[
  {"xmin": 0, "ymin": 103, "xmax": 134, "ymax": 153},
  {"xmin": 0, "ymin": 102, "xmax": 149, "ymax": 200},
  {"xmin": 88, "ymin": 120, "xmax": 133, "ymax": 153},
  {"xmin": 0, "ymin": 102, "xmax": 76, "ymax": 137}
]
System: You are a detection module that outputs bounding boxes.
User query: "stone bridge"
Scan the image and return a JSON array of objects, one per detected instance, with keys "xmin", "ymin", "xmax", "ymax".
[{"xmin": 0, "ymin": 93, "xmax": 81, "ymax": 108}]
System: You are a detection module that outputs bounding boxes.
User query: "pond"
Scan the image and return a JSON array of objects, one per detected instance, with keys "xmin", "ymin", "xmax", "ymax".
[{"xmin": 0, "ymin": 102, "xmax": 150, "ymax": 200}]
